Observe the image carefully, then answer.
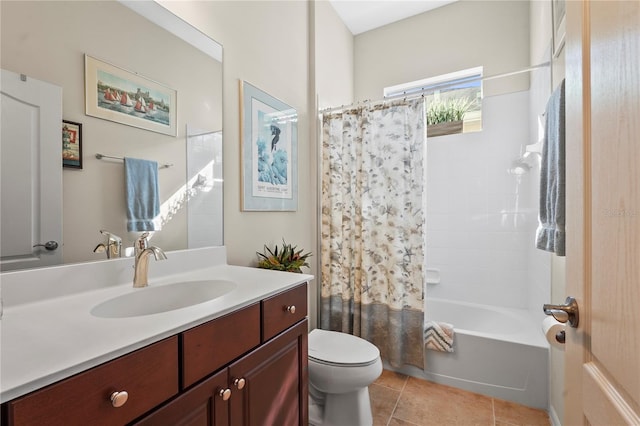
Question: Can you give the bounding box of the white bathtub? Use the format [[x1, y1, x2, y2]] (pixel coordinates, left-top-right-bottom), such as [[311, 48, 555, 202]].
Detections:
[[394, 298, 549, 409]]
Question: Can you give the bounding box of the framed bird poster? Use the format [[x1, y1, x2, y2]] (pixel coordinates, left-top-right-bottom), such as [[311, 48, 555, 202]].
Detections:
[[240, 80, 298, 211]]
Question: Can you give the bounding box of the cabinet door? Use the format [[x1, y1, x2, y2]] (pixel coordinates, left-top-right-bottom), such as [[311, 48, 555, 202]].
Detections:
[[134, 369, 230, 426], [229, 320, 308, 426]]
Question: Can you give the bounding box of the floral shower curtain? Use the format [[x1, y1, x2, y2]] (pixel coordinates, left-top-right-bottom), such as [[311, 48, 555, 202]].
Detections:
[[320, 98, 426, 369]]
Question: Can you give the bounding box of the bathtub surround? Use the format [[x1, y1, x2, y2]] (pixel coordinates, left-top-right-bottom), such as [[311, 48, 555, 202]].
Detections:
[[426, 91, 537, 309], [536, 79, 566, 256], [320, 98, 426, 369]]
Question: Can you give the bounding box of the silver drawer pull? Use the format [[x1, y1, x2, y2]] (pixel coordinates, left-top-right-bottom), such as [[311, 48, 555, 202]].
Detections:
[[110, 391, 128, 408], [286, 305, 296, 314], [219, 388, 232, 401], [234, 377, 246, 390]]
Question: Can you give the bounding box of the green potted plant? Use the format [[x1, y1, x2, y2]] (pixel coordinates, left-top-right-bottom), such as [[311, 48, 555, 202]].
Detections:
[[256, 240, 312, 273], [426, 97, 472, 137]]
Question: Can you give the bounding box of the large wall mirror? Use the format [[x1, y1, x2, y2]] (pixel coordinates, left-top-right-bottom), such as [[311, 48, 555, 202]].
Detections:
[[0, 0, 223, 271]]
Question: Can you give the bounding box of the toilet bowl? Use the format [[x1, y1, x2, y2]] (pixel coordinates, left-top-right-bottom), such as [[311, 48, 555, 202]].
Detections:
[[308, 329, 383, 426]]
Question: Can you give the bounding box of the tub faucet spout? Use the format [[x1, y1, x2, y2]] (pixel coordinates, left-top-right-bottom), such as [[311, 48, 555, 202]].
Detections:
[[133, 232, 167, 288]]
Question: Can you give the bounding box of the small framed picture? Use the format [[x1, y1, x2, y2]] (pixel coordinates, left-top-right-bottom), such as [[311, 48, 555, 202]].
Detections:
[[62, 120, 82, 169]]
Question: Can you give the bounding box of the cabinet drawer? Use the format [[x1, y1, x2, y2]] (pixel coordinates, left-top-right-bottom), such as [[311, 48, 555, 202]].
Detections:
[[6, 336, 178, 426], [261, 283, 307, 342], [182, 303, 261, 388]]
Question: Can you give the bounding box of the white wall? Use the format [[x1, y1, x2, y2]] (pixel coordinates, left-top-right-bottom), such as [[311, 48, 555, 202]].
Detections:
[[354, 0, 531, 101], [313, 1, 355, 110]]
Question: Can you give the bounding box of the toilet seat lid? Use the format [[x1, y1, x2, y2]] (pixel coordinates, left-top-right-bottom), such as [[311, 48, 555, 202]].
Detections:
[[308, 329, 380, 366]]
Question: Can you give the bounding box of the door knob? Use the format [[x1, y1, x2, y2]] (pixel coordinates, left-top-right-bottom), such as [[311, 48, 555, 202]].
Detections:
[[543, 296, 579, 328], [33, 241, 59, 251]]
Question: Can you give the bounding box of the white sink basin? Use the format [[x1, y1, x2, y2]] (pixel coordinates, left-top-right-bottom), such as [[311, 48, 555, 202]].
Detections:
[[90, 280, 236, 318]]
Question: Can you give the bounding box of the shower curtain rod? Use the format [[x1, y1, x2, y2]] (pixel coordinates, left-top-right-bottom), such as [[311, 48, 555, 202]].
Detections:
[[481, 61, 550, 82], [319, 61, 551, 115]]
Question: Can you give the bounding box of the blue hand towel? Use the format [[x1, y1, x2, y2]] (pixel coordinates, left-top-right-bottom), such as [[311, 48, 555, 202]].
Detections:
[[536, 80, 565, 256], [124, 157, 160, 232]]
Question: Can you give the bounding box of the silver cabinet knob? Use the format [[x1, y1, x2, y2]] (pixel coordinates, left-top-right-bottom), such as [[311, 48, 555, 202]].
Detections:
[[233, 377, 246, 390], [286, 305, 296, 314], [110, 391, 128, 408], [219, 388, 232, 401]]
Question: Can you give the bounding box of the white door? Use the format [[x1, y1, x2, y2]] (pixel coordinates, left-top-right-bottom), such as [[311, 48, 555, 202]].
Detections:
[[1, 69, 63, 271], [564, 1, 640, 424]]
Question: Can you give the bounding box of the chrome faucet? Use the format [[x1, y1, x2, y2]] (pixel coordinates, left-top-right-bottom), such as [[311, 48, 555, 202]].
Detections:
[[93, 230, 122, 259], [133, 232, 167, 288]]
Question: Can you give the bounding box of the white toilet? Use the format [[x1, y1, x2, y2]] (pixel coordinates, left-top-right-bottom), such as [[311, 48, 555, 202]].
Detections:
[[308, 329, 383, 426]]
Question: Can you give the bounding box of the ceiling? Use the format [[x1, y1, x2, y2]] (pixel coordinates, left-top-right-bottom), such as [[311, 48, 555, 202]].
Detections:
[[329, 0, 458, 35]]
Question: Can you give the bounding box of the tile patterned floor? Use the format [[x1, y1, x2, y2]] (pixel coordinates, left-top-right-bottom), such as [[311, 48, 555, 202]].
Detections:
[[370, 370, 551, 426]]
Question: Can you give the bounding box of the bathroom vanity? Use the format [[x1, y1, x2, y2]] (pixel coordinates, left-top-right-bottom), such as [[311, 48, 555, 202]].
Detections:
[[0, 247, 311, 425]]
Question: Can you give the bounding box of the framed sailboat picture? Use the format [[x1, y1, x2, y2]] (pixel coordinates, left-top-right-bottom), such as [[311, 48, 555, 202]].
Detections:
[[84, 55, 177, 136]]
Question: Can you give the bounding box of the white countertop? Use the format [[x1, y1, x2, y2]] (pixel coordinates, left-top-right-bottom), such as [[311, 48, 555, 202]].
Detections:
[[0, 247, 313, 403]]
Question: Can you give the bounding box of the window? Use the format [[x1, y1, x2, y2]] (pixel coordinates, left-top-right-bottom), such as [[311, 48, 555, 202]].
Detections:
[[384, 67, 483, 136]]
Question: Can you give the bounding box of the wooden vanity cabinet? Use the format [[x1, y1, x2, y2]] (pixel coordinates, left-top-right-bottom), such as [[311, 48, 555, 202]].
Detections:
[[2, 283, 308, 426], [137, 283, 309, 426], [136, 319, 308, 426]]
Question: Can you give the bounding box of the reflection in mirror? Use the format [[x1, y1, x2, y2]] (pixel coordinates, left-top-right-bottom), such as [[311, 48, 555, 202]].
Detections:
[[186, 126, 223, 248], [0, 0, 223, 271]]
